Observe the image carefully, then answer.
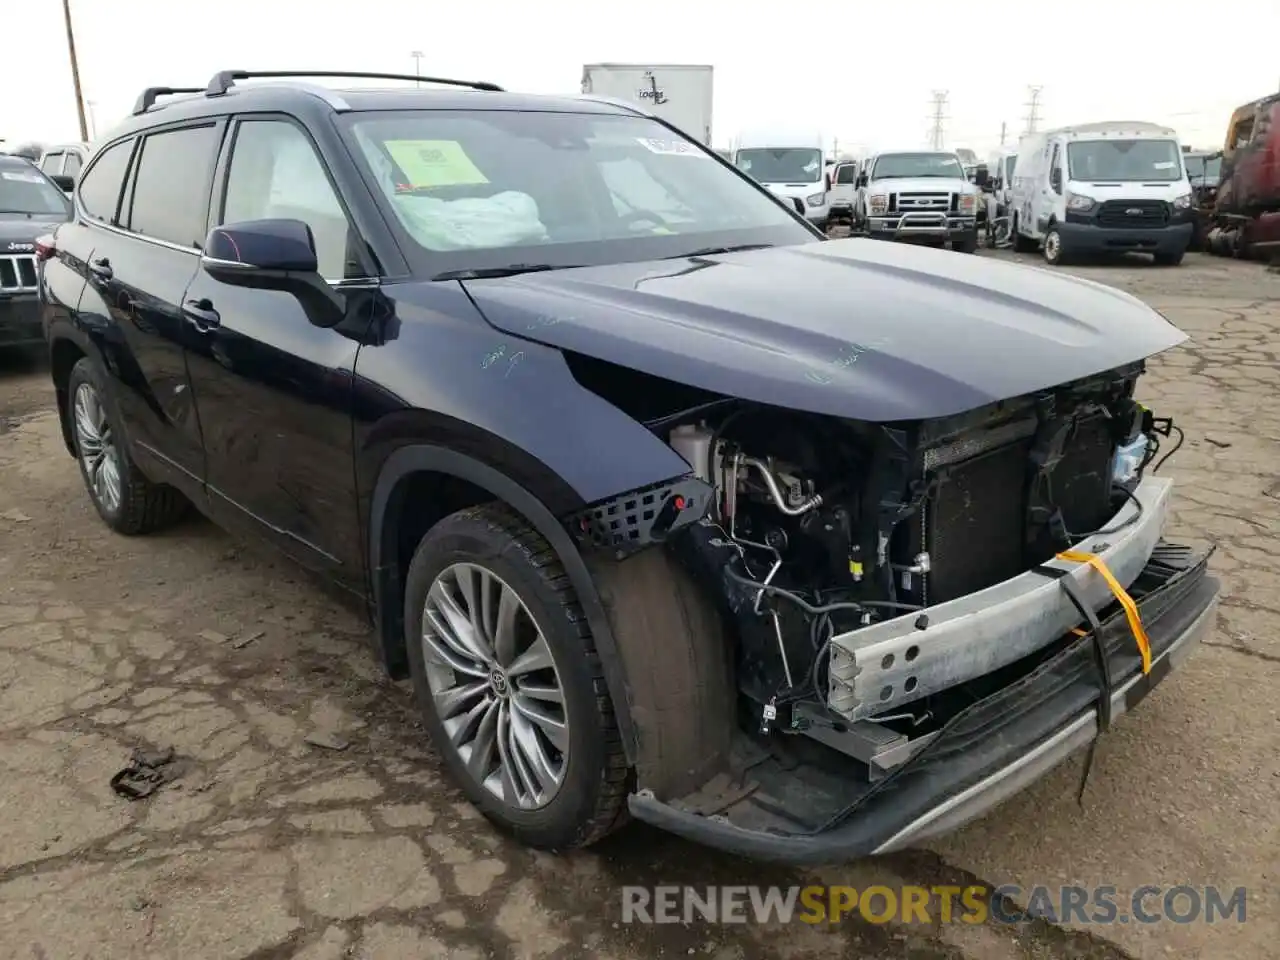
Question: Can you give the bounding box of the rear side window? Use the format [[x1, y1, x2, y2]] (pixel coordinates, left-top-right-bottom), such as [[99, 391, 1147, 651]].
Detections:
[[64, 153, 83, 178], [127, 124, 220, 248], [40, 152, 64, 174], [835, 165, 856, 184], [77, 139, 134, 221]]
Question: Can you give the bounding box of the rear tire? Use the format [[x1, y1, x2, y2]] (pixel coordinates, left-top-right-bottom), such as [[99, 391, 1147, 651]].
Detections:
[[1011, 215, 1037, 253], [404, 503, 629, 850], [67, 357, 187, 535]]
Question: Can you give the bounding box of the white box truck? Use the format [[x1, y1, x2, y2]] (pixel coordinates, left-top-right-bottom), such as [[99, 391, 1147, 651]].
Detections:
[[580, 64, 714, 147]]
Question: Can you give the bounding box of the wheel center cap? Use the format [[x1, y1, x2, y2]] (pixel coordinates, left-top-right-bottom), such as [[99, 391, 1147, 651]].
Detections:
[[489, 668, 509, 697]]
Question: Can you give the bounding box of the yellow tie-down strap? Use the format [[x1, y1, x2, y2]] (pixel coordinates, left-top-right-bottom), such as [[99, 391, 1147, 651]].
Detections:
[[1057, 550, 1152, 675]]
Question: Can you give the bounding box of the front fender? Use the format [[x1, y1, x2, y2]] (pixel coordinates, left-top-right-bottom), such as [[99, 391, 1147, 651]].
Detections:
[[368, 443, 641, 762]]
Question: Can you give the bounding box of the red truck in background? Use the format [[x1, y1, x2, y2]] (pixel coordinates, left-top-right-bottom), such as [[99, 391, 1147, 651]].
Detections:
[[1204, 91, 1280, 259]]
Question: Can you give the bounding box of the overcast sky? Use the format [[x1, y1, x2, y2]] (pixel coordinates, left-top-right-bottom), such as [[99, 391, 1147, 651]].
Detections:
[[5, 0, 1278, 157]]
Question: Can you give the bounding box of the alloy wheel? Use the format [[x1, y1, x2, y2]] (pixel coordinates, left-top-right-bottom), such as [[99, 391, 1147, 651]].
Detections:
[[1044, 230, 1062, 263], [73, 382, 122, 515], [421, 562, 569, 810]]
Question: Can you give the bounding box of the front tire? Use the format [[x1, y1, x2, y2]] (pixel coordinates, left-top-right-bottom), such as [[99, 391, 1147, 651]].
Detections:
[[1042, 225, 1068, 265], [953, 230, 979, 254], [404, 503, 628, 850], [67, 357, 187, 535], [1154, 249, 1185, 266]]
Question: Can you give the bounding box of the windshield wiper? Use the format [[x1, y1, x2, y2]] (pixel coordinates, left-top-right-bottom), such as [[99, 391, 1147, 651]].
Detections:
[[432, 264, 579, 281], [669, 243, 774, 260]]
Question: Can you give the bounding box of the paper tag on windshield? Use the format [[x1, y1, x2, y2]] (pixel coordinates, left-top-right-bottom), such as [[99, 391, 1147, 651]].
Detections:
[[384, 140, 490, 188], [1, 171, 45, 184], [635, 137, 705, 157], [1153, 161, 1176, 169]]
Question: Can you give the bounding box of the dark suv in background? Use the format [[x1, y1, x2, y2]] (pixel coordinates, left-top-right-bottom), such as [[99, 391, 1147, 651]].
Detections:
[[1, 154, 71, 349], [38, 70, 1216, 863]]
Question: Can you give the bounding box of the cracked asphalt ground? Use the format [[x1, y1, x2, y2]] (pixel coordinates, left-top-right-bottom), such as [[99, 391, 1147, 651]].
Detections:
[[0, 252, 1276, 960]]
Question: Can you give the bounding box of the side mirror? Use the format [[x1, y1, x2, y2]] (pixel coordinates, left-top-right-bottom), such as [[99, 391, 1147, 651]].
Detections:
[[824, 173, 832, 191], [856, 173, 868, 187], [1050, 167, 1063, 192], [50, 174, 75, 193], [791, 197, 805, 216], [201, 218, 344, 327], [203, 218, 318, 276]]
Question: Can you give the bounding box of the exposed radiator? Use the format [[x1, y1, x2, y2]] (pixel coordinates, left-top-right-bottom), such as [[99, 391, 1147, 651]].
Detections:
[[898, 413, 1117, 605]]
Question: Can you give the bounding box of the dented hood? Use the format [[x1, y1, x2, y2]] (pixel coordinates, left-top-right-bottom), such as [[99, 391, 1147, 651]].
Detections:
[[461, 238, 1186, 422]]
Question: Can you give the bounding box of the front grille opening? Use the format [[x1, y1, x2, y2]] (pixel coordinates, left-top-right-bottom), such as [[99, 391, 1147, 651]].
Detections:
[[0, 255, 38, 291], [1097, 199, 1169, 228]]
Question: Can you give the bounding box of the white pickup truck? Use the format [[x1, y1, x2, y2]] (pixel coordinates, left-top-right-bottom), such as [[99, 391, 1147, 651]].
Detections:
[[851, 150, 981, 252]]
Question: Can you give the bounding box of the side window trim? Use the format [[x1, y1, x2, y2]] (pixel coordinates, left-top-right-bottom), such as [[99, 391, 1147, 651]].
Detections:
[[213, 112, 376, 282], [74, 135, 140, 225], [117, 118, 228, 254]]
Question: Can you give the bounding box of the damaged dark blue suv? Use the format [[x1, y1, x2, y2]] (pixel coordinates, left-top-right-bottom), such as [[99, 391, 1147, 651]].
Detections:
[[39, 70, 1219, 863]]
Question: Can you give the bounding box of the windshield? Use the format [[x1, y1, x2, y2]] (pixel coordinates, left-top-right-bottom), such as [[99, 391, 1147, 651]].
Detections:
[[871, 153, 965, 180], [1184, 154, 1222, 181], [1066, 139, 1183, 182], [344, 111, 815, 275], [0, 166, 70, 215], [733, 147, 823, 183]]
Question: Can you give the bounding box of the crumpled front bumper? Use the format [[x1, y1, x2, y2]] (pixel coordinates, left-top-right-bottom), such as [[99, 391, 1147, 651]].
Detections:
[[828, 475, 1173, 722], [628, 542, 1218, 864]]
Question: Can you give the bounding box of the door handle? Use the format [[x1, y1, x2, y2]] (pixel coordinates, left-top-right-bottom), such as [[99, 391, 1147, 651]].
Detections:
[[182, 298, 221, 332], [89, 257, 112, 281]]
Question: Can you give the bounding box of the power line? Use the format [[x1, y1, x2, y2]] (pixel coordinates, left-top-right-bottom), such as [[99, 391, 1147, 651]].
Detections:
[[927, 91, 949, 149], [1022, 86, 1044, 136]]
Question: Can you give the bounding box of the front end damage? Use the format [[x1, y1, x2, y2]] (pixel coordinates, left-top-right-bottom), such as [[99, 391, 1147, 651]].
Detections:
[[567, 359, 1218, 862]]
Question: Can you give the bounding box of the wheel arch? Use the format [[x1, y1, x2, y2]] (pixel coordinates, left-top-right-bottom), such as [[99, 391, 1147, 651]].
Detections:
[[369, 443, 640, 763], [48, 324, 94, 458]]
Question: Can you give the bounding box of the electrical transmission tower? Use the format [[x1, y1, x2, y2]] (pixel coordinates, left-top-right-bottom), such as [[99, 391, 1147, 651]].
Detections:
[[927, 91, 949, 149], [1023, 86, 1044, 135]]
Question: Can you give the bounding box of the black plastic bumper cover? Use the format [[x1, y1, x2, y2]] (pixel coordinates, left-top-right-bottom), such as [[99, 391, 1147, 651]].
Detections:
[[629, 549, 1218, 864]]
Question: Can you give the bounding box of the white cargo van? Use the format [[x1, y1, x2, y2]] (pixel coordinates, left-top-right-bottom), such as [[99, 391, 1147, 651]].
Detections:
[[733, 130, 830, 229], [1009, 122, 1194, 266], [985, 147, 1018, 215]]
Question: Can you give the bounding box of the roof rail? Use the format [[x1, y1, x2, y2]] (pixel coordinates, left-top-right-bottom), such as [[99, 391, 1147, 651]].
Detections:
[[132, 86, 205, 115], [204, 70, 503, 98]]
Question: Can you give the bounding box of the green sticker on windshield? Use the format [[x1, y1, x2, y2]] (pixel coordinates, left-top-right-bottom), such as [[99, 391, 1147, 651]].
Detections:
[[384, 140, 489, 188]]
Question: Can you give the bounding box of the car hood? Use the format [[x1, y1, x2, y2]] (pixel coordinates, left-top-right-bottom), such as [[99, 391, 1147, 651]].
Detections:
[[869, 176, 974, 195], [0, 213, 67, 249], [762, 182, 824, 198], [461, 238, 1186, 422]]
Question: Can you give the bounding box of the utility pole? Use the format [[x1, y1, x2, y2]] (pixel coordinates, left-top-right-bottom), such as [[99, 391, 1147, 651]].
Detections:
[[86, 100, 98, 139], [999, 120, 1007, 145], [1022, 86, 1044, 136], [61, 0, 88, 142], [410, 50, 423, 86], [927, 91, 949, 149]]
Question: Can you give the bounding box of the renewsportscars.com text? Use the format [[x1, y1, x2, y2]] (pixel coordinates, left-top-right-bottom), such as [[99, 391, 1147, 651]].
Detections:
[[621, 884, 1248, 926]]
